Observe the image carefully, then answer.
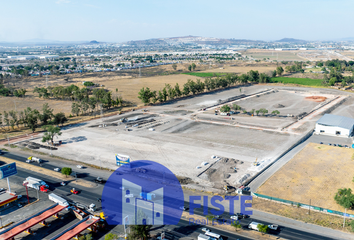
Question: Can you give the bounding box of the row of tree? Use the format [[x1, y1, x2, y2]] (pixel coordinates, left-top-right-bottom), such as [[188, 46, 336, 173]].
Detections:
[[138, 70, 277, 105], [0, 103, 67, 132], [0, 84, 26, 97], [33, 84, 123, 111], [220, 104, 280, 116]]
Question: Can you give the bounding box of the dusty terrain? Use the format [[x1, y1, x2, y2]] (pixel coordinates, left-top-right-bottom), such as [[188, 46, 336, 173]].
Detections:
[[16, 85, 340, 192], [257, 142, 354, 215], [242, 49, 303, 61]]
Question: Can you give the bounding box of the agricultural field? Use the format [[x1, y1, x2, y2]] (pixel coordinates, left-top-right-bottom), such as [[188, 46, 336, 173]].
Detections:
[[243, 49, 304, 61], [182, 72, 225, 77], [257, 143, 354, 215], [270, 77, 324, 86]]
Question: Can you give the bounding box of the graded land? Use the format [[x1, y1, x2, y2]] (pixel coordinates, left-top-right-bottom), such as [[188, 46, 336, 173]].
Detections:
[[257, 142, 354, 215]]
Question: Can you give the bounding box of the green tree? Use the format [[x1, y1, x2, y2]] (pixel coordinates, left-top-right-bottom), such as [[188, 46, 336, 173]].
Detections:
[[329, 77, 336, 86], [272, 70, 277, 78], [42, 125, 62, 145], [104, 233, 118, 240], [9, 110, 18, 129], [174, 83, 182, 97], [255, 110, 260, 116], [3, 111, 10, 130], [350, 220, 354, 232], [40, 103, 54, 125], [172, 63, 177, 71], [220, 105, 231, 113], [138, 87, 152, 104], [271, 110, 280, 115], [276, 66, 284, 76], [334, 188, 354, 209], [53, 112, 68, 126], [259, 108, 268, 116], [188, 65, 192, 71], [27, 109, 39, 132], [61, 167, 72, 178], [257, 224, 269, 234], [71, 103, 81, 116], [191, 63, 196, 71], [128, 225, 151, 240], [232, 104, 241, 112], [206, 215, 214, 221], [231, 221, 242, 232]]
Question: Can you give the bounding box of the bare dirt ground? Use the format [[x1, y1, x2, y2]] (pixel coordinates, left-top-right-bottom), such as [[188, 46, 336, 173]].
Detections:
[[252, 197, 354, 233], [257, 142, 354, 215], [20, 85, 335, 193]]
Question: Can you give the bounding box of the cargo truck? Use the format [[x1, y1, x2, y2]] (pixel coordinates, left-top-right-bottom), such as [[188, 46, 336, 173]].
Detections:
[[24, 180, 48, 192], [48, 193, 69, 206], [26, 177, 49, 188], [27, 156, 43, 163]]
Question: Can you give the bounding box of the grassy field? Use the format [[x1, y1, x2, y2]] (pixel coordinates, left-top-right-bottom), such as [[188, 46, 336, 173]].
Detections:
[[257, 143, 354, 215], [182, 72, 225, 77], [270, 77, 324, 86]]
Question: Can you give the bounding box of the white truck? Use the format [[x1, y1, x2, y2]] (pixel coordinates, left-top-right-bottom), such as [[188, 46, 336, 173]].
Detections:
[[48, 193, 69, 206], [26, 177, 49, 188], [27, 156, 43, 163], [248, 221, 261, 231], [24, 179, 49, 192], [198, 234, 210, 240]]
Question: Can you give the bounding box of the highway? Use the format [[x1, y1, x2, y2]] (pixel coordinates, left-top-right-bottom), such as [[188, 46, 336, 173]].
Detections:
[[0, 151, 341, 240]]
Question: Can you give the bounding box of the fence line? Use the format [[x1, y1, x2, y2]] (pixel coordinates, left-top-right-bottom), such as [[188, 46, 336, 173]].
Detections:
[[252, 192, 354, 219]]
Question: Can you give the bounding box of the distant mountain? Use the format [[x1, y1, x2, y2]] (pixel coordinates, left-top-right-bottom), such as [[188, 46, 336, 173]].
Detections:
[[276, 38, 307, 43], [89, 40, 99, 44], [126, 36, 265, 46]]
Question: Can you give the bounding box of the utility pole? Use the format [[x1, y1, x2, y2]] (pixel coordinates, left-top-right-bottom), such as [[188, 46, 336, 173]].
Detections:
[[343, 208, 347, 228]]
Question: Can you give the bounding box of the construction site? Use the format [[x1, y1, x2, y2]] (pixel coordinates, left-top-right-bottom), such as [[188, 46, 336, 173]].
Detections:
[[16, 85, 351, 193]]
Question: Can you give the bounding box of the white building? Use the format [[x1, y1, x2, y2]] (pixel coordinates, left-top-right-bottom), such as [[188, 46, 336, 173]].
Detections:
[[315, 114, 354, 137]]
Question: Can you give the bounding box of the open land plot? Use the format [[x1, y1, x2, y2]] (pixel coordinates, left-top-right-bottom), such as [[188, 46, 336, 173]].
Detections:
[[199, 65, 277, 74], [243, 50, 303, 61], [257, 142, 354, 215], [24, 85, 336, 191], [29, 113, 301, 191]]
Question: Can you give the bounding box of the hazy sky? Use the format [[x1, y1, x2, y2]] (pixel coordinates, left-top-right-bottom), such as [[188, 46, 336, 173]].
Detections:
[[0, 0, 353, 42]]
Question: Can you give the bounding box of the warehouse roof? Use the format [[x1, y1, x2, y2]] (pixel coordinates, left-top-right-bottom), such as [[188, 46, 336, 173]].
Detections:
[[317, 114, 354, 130]]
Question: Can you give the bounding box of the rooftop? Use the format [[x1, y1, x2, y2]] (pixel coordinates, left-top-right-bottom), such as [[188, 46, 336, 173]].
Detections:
[[317, 114, 354, 130]]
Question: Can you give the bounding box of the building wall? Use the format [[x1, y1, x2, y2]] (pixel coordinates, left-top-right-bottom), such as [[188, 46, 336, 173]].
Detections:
[[315, 124, 353, 137]]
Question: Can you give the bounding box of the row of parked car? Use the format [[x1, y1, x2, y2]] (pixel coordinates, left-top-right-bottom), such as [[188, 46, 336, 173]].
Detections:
[[319, 142, 350, 148]]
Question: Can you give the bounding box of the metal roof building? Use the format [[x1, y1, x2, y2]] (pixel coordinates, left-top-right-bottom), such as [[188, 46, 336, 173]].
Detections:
[[315, 114, 354, 137]]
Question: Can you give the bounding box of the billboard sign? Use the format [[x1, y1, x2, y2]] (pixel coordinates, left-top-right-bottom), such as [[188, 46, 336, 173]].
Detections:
[[116, 154, 130, 167], [0, 163, 17, 180]]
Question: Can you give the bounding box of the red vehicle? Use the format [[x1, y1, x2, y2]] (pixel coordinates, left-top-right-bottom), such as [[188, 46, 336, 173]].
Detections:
[[40, 185, 48, 193], [71, 188, 79, 194]]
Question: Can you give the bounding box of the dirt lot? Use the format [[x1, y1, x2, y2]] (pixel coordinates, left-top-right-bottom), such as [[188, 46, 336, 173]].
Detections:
[[257, 142, 354, 215]]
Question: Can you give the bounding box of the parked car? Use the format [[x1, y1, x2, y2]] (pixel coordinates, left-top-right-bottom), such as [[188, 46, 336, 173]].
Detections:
[[338, 144, 342, 147], [328, 143, 332, 146], [18, 204, 23, 208], [54, 168, 61, 172], [0, 188, 5, 192], [76, 165, 83, 169], [333, 144, 337, 146], [320, 142, 323, 144]]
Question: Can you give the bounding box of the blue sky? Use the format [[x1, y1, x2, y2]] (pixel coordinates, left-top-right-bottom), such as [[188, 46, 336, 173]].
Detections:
[[0, 0, 353, 42]]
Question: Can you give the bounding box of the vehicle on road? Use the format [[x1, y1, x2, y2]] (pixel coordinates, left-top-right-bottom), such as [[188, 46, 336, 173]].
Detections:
[[201, 227, 210, 232], [179, 206, 186, 210], [95, 177, 105, 184], [18, 204, 22, 208], [268, 224, 279, 230], [248, 221, 261, 231], [230, 215, 239, 220], [328, 143, 332, 146], [27, 156, 43, 163], [320, 142, 323, 144], [24, 177, 49, 192], [333, 144, 337, 146], [76, 165, 83, 169], [0, 188, 5, 192], [71, 188, 79, 194], [54, 168, 61, 172], [205, 231, 223, 240], [125, 194, 134, 198], [49, 193, 69, 206], [26, 159, 33, 163], [60, 182, 66, 186]]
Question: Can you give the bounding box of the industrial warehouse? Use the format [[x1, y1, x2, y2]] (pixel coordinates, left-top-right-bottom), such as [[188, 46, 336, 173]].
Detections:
[[315, 114, 354, 137]]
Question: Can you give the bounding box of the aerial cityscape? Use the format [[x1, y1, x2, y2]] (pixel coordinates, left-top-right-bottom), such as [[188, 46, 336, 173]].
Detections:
[[1, 1, 354, 240]]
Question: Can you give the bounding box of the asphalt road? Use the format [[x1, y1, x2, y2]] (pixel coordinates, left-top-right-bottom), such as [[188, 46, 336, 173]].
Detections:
[[0, 151, 339, 240]]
